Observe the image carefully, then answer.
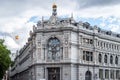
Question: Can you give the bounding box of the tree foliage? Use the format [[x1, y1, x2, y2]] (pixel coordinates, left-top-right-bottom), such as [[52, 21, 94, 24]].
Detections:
[[0, 39, 11, 79]]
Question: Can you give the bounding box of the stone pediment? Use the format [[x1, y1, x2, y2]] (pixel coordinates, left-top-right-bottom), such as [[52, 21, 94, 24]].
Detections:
[[36, 16, 77, 29]]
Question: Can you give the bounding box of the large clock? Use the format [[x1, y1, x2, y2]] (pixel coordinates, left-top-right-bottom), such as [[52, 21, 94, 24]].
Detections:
[[47, 37, 60, 60]]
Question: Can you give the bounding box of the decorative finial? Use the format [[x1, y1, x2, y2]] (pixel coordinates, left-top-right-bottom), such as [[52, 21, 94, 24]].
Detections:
[[52, 3, 57, 16], [52, 3, 57, 8]]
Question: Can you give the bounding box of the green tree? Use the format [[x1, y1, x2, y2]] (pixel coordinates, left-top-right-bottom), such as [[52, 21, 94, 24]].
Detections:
[[0, 39, 11, 79]]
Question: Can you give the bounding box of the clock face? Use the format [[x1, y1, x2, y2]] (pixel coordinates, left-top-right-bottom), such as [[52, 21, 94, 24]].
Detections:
[[47, 37, 60, 60]]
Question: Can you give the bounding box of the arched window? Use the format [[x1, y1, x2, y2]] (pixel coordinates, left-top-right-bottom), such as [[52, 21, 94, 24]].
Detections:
[[115, 56, 118, 65], [104, 54, 107, 63], [47, 37, 60, 60], [99, 54, 102, 63], [85, 71, 92, 80], [110, 55, 113, 64]]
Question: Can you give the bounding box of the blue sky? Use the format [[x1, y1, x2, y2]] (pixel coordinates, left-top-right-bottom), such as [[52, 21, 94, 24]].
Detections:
[[0, 0, 120, 59]]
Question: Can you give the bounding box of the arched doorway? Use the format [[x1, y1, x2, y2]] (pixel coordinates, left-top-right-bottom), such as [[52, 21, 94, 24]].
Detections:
[[85, 71, 92, 80]]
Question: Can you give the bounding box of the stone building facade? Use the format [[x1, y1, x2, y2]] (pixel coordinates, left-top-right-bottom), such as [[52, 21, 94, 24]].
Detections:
[[10, 4, 120, 80]]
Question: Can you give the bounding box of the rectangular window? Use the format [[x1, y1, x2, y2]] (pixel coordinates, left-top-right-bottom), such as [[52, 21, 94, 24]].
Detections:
[[90, 52, 93, 61], [83, 51, 93, 61], [105, 69, 109, 79], [86, 51, 89, 61], [83, 51, 85, 60], [83, 38, 93, 44], [116, 70, 119, 79], [99, 69, 103, 79], [110, 70, 114, 79]]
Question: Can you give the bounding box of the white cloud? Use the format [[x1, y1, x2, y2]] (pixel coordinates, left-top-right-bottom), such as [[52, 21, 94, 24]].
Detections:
[[74, 5, 120, 18], [108, 24, 120, 32]]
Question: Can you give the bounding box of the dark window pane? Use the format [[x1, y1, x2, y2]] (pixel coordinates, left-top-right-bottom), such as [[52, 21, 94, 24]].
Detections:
[[99, 54, 102, 63], [115, 56, 118, 65], [110, 55, 113, 64], [104, 55, 107, 63]]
